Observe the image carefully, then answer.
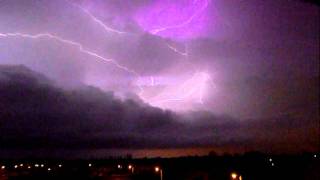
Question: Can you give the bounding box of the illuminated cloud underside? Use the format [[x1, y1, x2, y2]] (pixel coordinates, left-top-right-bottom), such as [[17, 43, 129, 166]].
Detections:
[[0, 0, 318, 156], [0, 0, 213, 111]]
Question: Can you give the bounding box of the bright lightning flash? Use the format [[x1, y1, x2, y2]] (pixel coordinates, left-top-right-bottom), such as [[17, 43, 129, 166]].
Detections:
[[0, 32, 139, 76], [1, 0, 212, 110], [142, 72, 212, 110], [67, 1, 126, 35], [69, 0, 188, 58], [165, 42, 188, 57], [150, 0, 210, 35]]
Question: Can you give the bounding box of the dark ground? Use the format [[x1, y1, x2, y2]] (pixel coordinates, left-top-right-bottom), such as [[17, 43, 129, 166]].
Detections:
[[0, 152, 319, 180]]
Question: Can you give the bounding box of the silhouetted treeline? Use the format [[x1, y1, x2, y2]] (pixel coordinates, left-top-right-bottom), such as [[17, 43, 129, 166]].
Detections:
[[0, 152, 319, 180]]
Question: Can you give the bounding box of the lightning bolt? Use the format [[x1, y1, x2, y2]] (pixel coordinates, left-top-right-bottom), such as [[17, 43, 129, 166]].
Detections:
[[150, 0, 210, 35], [150, 76, 155, 86], [0, 32, 139, 76], [0, 1, 211, 107], [65, 0, 194, 99], [150, 72, 211, 105], [0, 0, 189, 97], [198, 72, 210, 104], [176, 72, 211, 104], [67, 0, 188, 58], [66, 0, 127, 35], [0, 32, 146, 95], [165, 42, 188, 57]]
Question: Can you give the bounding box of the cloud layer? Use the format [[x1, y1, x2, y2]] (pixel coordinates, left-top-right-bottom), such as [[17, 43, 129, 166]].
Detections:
[[0, 0, 319, 157], [0, 65, 318, 157]]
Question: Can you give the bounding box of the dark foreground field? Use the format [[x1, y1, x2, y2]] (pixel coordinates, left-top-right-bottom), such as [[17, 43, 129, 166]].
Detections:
[[0, 152, 319, 180]]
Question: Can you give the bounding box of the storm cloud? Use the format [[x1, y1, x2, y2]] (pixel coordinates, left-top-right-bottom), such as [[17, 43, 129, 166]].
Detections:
[[0, 0, 319, 157], [0, 65, 318, 157]]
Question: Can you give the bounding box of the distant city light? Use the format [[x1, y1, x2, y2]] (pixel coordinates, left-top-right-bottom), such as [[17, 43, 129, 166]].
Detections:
[[88, 163, 92, 167], [231, 172, 238, 179], [40, 164, 44, 167], [48, 168, 51, 171], [14, 165, 18, 169], [58, 164, 62, 168], [271, 163, 274, 166], [35, 164, 39, 167], [154, 166, 163, 180], [19, 164, 23, 167], [128, 165, 132, 169], [27, 166, 31, 169], [314, 154, 317, 158], [269, 158, 272, 162], [117, 164, 122, 169], [1, 166, 5, 169]]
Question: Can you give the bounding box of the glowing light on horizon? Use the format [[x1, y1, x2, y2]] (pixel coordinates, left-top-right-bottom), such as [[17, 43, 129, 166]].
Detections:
[[231, 172, 238, 179], [154, 166, 160, 172]]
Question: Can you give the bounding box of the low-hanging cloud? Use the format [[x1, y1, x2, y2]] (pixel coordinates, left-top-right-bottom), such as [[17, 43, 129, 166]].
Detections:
[[0, 65, 318, 157]]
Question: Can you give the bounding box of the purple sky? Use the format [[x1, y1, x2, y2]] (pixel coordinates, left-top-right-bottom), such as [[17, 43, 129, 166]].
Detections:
[[0, 0, 319, 158]]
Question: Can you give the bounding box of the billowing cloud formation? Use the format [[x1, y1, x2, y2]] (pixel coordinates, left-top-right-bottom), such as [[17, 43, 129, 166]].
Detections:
[[0, 0, 318, 114], [1, 0, 319, 113], [0, 0, 319, 157], [0, 65, 318, 157]]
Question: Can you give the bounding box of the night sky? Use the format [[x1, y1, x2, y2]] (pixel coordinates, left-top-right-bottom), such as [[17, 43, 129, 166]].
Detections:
[[0, 0, 319, 158]]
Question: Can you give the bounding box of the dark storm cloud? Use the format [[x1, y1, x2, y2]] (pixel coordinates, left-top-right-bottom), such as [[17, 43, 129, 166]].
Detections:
[[0, 0, 319, 158], [0, 65, 318, 155]]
